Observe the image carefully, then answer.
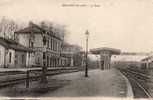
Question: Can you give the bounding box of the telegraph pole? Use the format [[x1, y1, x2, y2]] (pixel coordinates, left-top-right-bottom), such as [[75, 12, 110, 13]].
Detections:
[[40, 35, 48, 83], [85, 30, 89, 77]]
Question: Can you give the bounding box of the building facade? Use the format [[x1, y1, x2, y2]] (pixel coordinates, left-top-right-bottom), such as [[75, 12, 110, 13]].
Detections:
[[61, 43, 83, 67], [15, 22, 64, 67], [0, 37, 31, 68]]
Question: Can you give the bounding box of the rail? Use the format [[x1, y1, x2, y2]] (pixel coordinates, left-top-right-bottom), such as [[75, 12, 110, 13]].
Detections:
[[119, 68, 153, 98]]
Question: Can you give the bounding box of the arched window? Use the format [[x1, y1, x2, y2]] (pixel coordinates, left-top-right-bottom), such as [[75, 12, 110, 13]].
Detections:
[[9, 52, 12, 63]]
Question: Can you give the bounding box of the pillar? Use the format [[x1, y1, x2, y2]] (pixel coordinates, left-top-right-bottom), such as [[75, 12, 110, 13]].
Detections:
[[100, 55, 104, 70], [70, 57, 74, 67], [100, 52, 112, 70], [26, 52, 30, 67], [146, 62, 149, 69]]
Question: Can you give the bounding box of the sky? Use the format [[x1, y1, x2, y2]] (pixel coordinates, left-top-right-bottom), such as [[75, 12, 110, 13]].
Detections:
[[111, 55, 147, 62], [0, 0, 153, 52]]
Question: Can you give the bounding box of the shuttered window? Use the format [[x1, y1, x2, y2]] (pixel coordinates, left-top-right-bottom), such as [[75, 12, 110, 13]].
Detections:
[[9, 52, 12, 63]]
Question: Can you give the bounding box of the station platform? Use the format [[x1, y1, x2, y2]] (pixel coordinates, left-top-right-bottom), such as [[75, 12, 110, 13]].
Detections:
[[0, 68, 133, 99], [0, 67, 77, 72], [44, 68, 134, 98]]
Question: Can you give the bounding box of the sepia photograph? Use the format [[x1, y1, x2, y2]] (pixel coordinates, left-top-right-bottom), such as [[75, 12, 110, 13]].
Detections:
[[0, 0, 152, 99]]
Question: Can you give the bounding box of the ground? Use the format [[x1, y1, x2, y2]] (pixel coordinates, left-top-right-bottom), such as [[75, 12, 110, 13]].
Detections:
[[0, 68, 128, 98]]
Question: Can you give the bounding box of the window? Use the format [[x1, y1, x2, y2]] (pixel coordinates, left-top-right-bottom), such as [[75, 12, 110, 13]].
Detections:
[[9, 52, 12, 63], [22, 55, 25, 64], [51, 39, 52, 50], [31, 42, 34, 48], [50, 58, 52, 67], [15, 55, 18, 58], [43, 36, 47, 46], [54, 40, 56, 51], [15, 55, 18, 64], [36, 57, 41, 64], [58, 42, 61, 52], [52, 39, 54, 50], [55, 41, 57, 51], [47, 40, 49, 48], [49, 39, 51, 49], [54, 41, 56, 51], [47, 56, 49, 66], [52, 40, 54, 51], [57, 42, 59, 51], [15, 60, 17, 65], [38, 57, 40, 64], [0, 51, 2, 64], [43, 52, 46, 59]]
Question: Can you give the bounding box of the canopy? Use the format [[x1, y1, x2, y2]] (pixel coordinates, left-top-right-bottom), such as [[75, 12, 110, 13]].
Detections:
[[90, 47, 121, 55]]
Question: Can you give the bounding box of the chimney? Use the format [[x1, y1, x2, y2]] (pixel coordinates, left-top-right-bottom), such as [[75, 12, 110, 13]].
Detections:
[[29, 21, 34, 28]]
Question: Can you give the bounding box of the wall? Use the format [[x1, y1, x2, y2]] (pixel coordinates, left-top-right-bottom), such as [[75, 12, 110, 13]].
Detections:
[[29, 52, 36, 67], [15, 51, 27, 67], [60, 57, 70, 67], [34, 34, 43, 47], [17, 33, 38, 67], [18, 34, 30, 47], [17, 32, 63, 68], [0, 45, 5, 67], [100, 51, 111, 70], [34, 51, 43, 66], [5, 49, 15, 67]]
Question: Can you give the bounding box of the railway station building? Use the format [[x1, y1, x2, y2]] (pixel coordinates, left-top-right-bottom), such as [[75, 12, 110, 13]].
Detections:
[[90, 47, 121, 70], [14, 22, 66, 67]]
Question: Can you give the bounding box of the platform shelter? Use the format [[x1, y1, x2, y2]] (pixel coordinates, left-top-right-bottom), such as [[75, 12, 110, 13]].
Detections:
[[90, 47, 121, 70]]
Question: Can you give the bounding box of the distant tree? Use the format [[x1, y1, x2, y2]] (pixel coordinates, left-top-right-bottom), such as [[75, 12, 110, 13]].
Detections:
[[73, 52, 82, 66], [62, 42, 82, 53], [0, 17, 19, 39], [39, 21, 67, 41], [61, 42, 83, 66], [52, 23, 67, 41], [40, 21, 52, 31]]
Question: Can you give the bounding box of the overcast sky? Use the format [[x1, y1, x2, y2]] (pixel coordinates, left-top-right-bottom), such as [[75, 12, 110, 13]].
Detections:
[[0, 0, 153, 52]]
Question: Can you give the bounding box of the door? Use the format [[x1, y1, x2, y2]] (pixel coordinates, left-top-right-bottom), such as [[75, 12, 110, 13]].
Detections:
[[101, 60, 104, 70]]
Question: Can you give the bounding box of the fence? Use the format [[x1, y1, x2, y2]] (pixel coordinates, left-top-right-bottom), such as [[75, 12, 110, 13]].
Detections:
[[0, 67, 78, 88]]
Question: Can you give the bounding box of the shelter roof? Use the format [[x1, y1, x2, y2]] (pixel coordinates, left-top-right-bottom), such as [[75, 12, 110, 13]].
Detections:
[[15, 22, 62, 40], [90, 47, 121, 55], [0, 37, 33, 52]]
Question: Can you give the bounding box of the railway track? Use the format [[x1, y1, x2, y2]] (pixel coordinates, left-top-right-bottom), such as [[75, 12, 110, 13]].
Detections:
[[119, 68, 153, 98]]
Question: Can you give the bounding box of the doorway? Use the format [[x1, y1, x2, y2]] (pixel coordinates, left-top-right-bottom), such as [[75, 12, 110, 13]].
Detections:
[[101, 60, 104, 70]]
